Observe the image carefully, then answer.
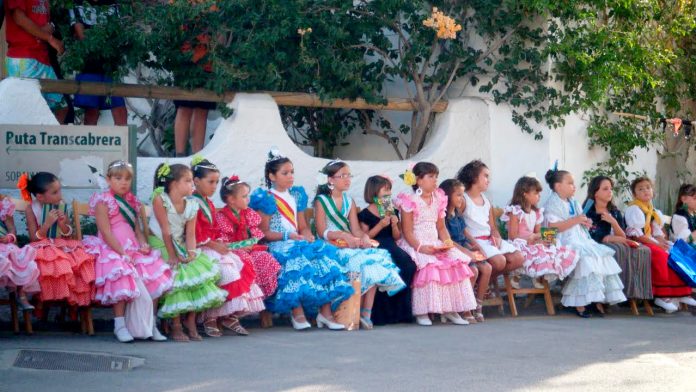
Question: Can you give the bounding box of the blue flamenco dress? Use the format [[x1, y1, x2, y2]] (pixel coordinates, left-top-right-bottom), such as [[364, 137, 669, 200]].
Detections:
[[249, 186, 353, 314], [315, 193, 405, 296]]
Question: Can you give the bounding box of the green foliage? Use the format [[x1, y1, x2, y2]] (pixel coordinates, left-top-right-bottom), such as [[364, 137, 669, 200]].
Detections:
[[53, 0, 696, 165]]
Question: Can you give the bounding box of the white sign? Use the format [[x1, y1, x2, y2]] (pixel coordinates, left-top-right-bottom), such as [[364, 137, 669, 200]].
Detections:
[[1, 124, 135, 188]]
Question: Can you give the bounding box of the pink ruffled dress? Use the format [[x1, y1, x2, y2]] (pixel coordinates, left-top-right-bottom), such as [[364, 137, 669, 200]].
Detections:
[[84, 191, 173, 305], [0, 198, 40, 293], [394, 189, 477, 315], [501, 205, 578, 281]]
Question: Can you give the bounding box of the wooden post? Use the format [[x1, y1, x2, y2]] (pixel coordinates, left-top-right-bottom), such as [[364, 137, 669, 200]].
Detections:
[[37, 79, 449, 112]]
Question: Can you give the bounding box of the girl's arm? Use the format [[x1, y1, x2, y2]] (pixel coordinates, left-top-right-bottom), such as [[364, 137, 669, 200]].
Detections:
[[134, 218, 149, 250], [152, 196, 180, 264], [390, 215, 401, 240], [348, 203, 372, 247], [489, 209, 502, 245], [548, 215, 586, 232], [95, 203, 126, 256], [185, 218, 198, 261], [258, 213, 284, 242], [313, 200, 355, 244], [436, 216, 452, 243], [507, 214, 520, 240], [26, 204, 58, 241], [297, 210, 314, 242], [462, 228, 482, 252], [401, 210, 434, 255], [453, 241, 476, 259]]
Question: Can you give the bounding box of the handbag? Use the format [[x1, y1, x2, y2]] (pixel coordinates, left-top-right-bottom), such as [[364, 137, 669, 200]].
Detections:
[[668, 239, 696, 287]]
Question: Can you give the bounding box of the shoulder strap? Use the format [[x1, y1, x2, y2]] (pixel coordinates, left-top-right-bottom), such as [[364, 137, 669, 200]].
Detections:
[[273, 192, 297, 230], [317, 194, 351, 233], [113, 193, 137, 230], [192, 193, 213, 224]]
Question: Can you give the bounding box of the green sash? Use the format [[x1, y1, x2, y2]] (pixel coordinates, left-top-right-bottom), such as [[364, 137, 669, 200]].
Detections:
[[228, 237, 259, 250], [172, 236, 189, 259], [193, 194, 213, 224], [41, 203, 68, 238], [0, 220, 8, 237], [114, 194, 137, 230], [317, 194, 351, 233]]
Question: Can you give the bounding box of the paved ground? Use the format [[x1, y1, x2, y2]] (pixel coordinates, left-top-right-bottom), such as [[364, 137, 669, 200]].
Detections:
[[1, 306, 695, 392]]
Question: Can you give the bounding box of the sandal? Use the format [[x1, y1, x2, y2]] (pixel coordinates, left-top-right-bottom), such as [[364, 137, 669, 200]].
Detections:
[[221, 316, 249, 336], [474, 299, 485, 323], [203, 318, 222, 338], [461, 311, 477, 324], [359, 308, 373, 330], [170, 323, 189, 342], [184, 320, 203, 341]]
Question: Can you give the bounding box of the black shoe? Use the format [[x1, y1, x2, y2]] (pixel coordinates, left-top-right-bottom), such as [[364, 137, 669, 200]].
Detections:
[[575, 309, 592, 318]]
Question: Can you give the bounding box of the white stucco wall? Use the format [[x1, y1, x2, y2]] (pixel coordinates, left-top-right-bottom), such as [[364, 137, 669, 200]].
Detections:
[[0, 77, 658, 212]]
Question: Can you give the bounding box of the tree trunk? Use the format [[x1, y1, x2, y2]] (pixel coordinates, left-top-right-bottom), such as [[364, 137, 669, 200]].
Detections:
[[406, 106, 433, 158], [654, 132, 689, 214]]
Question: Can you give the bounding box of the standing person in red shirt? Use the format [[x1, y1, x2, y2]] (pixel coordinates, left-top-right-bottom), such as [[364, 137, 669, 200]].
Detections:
[[4, 0, 68, 123]]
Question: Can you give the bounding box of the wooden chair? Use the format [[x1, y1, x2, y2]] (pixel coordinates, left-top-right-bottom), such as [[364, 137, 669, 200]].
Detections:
[[490, 207, 556, 317], [72, 200, 97, 335]]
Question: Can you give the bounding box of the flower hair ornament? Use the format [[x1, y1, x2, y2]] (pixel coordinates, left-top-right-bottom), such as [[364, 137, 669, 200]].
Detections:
[[191, 155, 217, 171], [267, 147, 285, 163], [16, 173, 32, 202], [156, 162, 172, 180], [224, 175, 241, 189], [317, 158, 343, 190]]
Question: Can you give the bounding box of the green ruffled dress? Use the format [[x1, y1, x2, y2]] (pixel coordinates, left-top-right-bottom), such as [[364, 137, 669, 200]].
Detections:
[[148, 190, 227, 318]]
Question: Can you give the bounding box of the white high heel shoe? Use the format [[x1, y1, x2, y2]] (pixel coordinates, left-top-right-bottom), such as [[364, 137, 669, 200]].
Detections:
[[655, 298, 678, 313], [290, 315, 311, 330], [678, 296, 696, 307], [443, 312, 469, 325], [316, 313, 345, 330], [416, 315, 432, 326], [151, 325, 168, 342]]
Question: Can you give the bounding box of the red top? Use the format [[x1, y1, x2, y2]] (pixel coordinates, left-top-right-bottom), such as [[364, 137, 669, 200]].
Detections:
[[193, 194, 220, 245], [5, 0, 51, 65], [216, 207, 264, 243]]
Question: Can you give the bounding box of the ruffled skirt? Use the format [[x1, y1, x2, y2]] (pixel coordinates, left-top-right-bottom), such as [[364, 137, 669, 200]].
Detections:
[[83, 236, 139, 305], [510, 239, 579, 281], [561, 241, 627, 307], [266, 239, 354, 314], [397, 239, 476, 315], [242, 249, 280, 298], [0, 243, 40, 293], [335, 247, 406, 295], [30, 238, 95, 306], [198, 248, 265, 320], [149, 236, 228, 318]]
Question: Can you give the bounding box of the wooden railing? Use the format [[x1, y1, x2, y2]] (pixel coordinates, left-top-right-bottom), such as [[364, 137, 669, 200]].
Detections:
[[37, 79, 449, 112]]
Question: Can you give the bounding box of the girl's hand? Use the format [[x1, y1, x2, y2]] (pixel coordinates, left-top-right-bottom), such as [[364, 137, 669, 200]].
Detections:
[[528, 233, 541, 244], [379, 217, 391, 228], [46, 210, 60, 226], [390, 215, 399, 225], [657, 238, 671, 251], [289, 232, 305, 241], [139, 244, 151, 254], [0, 235, 9, 244], [599, 211, 617, 225], [359, 235, 372, 248], [418, 245, 436, 255], [304, 232, 315, 243], [57, 211, 67, 224], [491, 234, 502, 248], [346, 236, 361, 248]]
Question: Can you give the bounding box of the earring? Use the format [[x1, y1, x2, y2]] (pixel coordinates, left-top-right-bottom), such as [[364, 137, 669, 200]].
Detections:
[[328, 183, 335, 191], [415, 187, 423, 196]]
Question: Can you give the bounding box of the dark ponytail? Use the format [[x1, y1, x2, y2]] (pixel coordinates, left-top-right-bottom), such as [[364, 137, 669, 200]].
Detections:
[[315, 161, 348, 199], [544, 169, 569, 192], [153, 163, 191, 193]]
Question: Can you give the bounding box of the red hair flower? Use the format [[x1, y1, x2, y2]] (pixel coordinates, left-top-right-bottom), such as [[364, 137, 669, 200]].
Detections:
[[16, 173, 32, 202]]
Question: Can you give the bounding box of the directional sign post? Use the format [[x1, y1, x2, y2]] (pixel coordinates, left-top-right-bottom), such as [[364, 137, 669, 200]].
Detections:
[[1, 124, 136, 189]]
